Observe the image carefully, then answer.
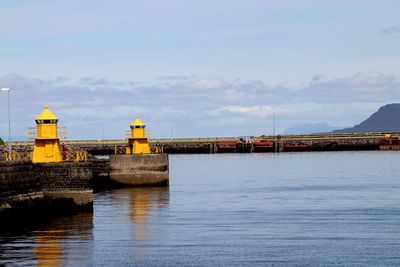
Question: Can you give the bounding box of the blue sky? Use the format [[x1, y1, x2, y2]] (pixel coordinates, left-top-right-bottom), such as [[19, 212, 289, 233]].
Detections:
[[0, 0, 400, 140]]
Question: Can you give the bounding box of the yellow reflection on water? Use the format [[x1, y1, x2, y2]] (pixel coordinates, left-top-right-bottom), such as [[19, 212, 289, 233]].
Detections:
[[113, 187, 169, 258], [131, 192, 151, 240], [31, 212, 93, 267], [34, 229, 64, 267], [129, 188, 169, 239]]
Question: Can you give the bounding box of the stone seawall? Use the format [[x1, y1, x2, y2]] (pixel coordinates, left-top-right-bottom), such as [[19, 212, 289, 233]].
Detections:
[[0, 161, 93, 214], [92, 159, 110, 188], [34, 162, 93, 208], [0, 160, 43, 210]]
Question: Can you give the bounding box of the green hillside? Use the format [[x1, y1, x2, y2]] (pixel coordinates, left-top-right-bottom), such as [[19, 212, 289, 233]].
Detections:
[[0, 137, 4, 145]]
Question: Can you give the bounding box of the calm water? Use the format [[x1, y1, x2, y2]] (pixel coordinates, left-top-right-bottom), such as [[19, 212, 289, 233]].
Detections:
[[1, 151, 400, 266]]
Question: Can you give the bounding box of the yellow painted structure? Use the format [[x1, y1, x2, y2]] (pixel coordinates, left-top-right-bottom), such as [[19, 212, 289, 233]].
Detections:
[[126, 118, 150, 154], [32, 106, 63, 163]]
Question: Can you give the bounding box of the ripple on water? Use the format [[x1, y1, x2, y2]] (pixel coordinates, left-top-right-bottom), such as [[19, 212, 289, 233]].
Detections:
[[1, 151, 400, 266]]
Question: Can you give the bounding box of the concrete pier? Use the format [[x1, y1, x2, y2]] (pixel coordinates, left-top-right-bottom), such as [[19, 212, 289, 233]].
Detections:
[[109, 154, 169, 186]]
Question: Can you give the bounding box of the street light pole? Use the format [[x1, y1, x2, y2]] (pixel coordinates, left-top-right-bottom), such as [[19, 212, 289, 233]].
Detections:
[[272, 112, 276, 136], [1, 88, 11, 160]]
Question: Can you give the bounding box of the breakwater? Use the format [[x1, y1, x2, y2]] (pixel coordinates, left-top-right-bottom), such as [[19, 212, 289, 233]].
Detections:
[[3, 131, 397, 156], [92, 155, 169, 188], [0, 160, 92, 213], [0, 155, 169, 218], [109, 154, 169, 186], [64, 136, 382, 154]]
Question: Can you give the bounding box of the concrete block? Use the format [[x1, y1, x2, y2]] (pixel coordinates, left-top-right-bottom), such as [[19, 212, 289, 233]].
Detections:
[[109, 154, 169, 186]]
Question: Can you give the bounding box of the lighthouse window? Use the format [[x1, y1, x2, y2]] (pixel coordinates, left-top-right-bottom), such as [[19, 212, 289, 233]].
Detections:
[[44, 120, 57, 124], [36, 120, 57, 124]]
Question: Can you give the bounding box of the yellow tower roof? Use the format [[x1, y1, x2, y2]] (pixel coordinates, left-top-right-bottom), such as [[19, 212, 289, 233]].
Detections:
[[130, 117, 145, 127], [35, 106, 58, 120]]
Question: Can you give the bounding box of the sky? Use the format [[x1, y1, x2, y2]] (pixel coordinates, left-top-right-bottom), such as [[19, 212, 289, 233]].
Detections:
[[0, 0, 400, 140]]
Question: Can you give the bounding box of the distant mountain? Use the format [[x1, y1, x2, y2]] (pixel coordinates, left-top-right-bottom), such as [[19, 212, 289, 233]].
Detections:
[[334, 103, 400, 133], [283, 123, 338, 135]]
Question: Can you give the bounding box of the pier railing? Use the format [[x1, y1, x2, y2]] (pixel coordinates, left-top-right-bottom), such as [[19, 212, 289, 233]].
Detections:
[[28, 126, 67, 140], [2, 151, 89, 162]]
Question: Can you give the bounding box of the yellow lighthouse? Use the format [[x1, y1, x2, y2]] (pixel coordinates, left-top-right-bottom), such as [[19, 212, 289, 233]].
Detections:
[[32, 106, 63, 163], [126, 118, 150, 154]]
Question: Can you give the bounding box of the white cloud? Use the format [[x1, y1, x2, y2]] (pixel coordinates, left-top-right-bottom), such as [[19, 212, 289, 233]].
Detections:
[[209, 105, 283, 118], [61, 105, 141, 120], [304, 72, 400, 102], [0, 72, 399, 139], [191, 79, 225, 90], [342, 72, 396, 89]]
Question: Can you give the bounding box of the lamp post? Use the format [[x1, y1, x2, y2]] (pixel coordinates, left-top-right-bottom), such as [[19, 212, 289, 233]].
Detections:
[[272, 112, 275, 136], [1, 88, 11, 160]]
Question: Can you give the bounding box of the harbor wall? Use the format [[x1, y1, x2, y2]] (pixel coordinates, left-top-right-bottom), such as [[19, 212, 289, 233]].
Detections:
[[34, 162, 93, 208], [0, 160, 43, 210], [2, 136, 385, 156], [0, 161, 93, 214], [1, 154, 170, 222], [108, 154, 169, 186]]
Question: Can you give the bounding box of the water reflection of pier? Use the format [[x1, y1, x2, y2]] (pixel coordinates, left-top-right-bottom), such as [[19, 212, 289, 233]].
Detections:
[[34, 212, 93, 266], [111, 187, 170, 258], [0, 212, 93, 266]]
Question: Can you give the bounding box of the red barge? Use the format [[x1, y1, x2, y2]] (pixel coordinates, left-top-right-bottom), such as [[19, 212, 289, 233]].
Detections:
[[252, 140, 275, 152], [379, 134, 400, 150]]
